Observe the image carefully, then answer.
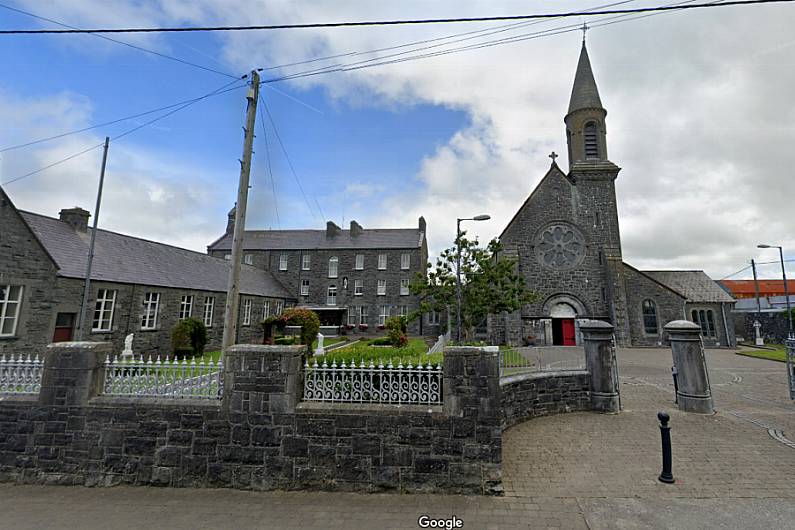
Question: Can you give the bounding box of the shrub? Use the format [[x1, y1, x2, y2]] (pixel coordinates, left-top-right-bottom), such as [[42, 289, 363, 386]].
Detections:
[[369, 337, 393, 346], [279, 308, 320, 352], [385, 316, 409, 348], [171, 318, 208, 358]]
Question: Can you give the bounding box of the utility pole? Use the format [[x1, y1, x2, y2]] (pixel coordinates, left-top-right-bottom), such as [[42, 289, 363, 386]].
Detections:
[[76, 136, 110, 341], [222, 70, 260, 349], [751, 258, 761, 316]]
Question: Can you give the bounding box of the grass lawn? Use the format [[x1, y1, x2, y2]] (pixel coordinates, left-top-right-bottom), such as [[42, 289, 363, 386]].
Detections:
[[312, 338, 442, 366], [737, 346, 787, 362]]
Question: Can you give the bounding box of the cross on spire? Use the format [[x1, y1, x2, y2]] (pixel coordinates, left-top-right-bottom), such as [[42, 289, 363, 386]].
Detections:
[[549, 151, 559, 163], [581, 22, 589, 43]]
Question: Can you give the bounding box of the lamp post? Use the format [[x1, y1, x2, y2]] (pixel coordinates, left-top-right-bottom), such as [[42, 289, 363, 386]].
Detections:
[[758, 243, 794, 400], [456, 214, 491, 343], [757, 244, 792, 332]]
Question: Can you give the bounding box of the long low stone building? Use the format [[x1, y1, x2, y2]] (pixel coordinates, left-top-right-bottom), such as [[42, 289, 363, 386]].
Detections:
[[1, 186, 294, 356]]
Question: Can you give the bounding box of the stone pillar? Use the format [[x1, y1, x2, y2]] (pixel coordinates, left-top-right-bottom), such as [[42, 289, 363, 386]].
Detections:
[[580, 320, 620, 413], [38, 341, 111, 406], [665, 320, 714, 414], [222, 345, 304, 415]]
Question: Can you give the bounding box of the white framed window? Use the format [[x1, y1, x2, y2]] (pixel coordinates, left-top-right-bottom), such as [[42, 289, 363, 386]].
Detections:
[[398, 305, 407, 317], [401, 253, 410, 270], [378, 253, 387, 270], [141, 292, 160, 330], [263, 300, 271, 318], [242, 299, 252, 326], [203, 297, 215, 327], [377, 279, 386, 296], [354, 279, 363, 296], [224, 254, 231, 261], [328, 256, 338, 278], [0, 285, 23, 337], [355, 254, 364, 270], [244, 254, 253, 265], [327, 284, 337, 306], [348, 308, 357, 326], [91, 288, 115, 332], [428, 311, 440, 325], [360, 306, 368, 325], [179, 295, 193, 320], [279, 254, 288, 271], [400, 279, 410, 296], [300, 279, 310, 296], [379, 305, 390, 326], [276, 300, 284, 315], [302, 254, 311, 271]]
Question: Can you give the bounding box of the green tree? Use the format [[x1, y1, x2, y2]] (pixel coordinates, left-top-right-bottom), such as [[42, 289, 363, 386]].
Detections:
[[410, 235, 538, 341]]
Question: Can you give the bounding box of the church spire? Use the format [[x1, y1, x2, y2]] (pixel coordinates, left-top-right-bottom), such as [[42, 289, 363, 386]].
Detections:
[[567, 41, 603, 115]]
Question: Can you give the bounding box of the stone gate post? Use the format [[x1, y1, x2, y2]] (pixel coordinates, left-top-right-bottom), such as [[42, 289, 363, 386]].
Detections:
[[665, 320, 714, 414], [222, 345, 305, 415], [580, 320, 620, 413], [38, 341, 112, 406]]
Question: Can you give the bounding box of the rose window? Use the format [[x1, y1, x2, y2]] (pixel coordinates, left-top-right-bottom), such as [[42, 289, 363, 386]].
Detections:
[[535, 224, 586, 269]]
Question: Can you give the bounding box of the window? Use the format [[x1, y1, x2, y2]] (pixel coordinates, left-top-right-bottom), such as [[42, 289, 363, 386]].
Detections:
[[141, 292, 160, 330], [598, 250, 603, 266], [401, 253, 410, 270], [244, 254, 253, 265], [224, 254, 231, 261], [263, 300, 271, 318], [203, 297, 215, 327], [400, 279, 410, 296], [601, 287, 606, 301], [642, 299, 658, 335], [355, 254, 364, 270], [300, 279, 310, 296], [91, 288, 115, 332], [276, 300, 284, 315], [379, 305, 390, 326], [302, 254, 311, 271], [279, 254, 288, 271], [377, 279, 386, 296], [327, 284, 337, 306], [584, 121, 599, 158], [179, 295, 193, 320], [594, 211, 601, 227], [397, 305, 407, 317], [0, 285, 23, 337], [348, 308, 357, 326], [328, 256, 339, 278], [378, 253, 387, 270], [427, 311, 440, 325], [354, 279, 363, 296], [242, 299, 252, 326], [691, 309, 716, 337], [360, 305, 368, 325]]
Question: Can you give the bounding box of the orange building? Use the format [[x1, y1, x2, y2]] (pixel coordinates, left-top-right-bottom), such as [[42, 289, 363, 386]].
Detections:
[[719, 280, 795, 299]]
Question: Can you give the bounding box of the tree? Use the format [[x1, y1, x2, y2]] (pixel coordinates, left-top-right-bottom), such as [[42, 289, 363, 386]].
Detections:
[[410, 235, 538, 341]]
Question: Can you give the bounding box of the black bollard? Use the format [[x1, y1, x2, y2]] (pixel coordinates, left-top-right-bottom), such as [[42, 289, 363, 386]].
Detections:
[[671, 366, 679, 404], [657, 411, 675, 484]]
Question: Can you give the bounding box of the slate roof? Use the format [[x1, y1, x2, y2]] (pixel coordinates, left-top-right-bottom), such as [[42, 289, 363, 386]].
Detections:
[[568, 42, 604, 114], [207, 228, 424, 252], [643, 270, 735, 303], [19, 211, 291, 298], [719, 279, 795, 298]]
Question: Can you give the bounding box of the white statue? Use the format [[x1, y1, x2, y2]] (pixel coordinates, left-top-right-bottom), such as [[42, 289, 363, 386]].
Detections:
[[122, 333, 134, 357], [753, 320, 764, 346], [314, 332, 325, 357]]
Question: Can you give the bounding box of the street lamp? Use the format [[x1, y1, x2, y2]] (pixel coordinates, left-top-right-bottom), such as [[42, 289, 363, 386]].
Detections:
[[757, 244, 792, 332], [456, 214, 491, 342]]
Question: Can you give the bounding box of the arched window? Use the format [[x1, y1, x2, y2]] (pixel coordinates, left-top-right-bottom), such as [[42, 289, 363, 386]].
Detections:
[[328, 256, 338, 278], [584, 122, 599, 159], [691, 309, 716, 337], [642, 299, 658, 335]]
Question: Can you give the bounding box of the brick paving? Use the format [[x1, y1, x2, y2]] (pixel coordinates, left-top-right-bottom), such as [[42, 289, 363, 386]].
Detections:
[[4, 347, 795, 529]]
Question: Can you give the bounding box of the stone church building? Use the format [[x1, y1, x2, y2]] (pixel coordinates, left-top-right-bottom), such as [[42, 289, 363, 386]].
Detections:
[[489, 42, 735, 348]]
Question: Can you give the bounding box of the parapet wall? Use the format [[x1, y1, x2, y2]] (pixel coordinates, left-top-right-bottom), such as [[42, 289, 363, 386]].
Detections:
[[500, 371, 591, 430]]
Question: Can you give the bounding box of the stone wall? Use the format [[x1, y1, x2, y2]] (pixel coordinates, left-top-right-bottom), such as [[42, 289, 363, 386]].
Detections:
[[733, 311, 790, 344], [500, 371, 591, 429], [624, 266, 686, 347], [0, 344, 501, 495]]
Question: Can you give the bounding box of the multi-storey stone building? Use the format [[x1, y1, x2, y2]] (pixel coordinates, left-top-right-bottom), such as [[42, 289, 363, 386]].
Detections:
[[489, 42, 735, 347], [207, 214, 433, 335], [0, 186, 293, 356]]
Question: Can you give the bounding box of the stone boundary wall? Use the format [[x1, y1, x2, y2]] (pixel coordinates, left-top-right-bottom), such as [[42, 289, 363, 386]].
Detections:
[[0, 343, 501, 495], [500, 371, 591, 430]]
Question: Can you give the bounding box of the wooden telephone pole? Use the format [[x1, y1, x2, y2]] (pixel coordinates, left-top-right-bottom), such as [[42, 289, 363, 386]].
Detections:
[[222, 70, 260, 349]]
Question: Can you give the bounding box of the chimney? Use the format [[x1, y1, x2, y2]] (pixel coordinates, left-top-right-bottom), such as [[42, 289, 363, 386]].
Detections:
[[350, 220, 364, 237], [326, 221, 342, 237], [418, 216, 426, 234], [59, 207, 90, 232], [226, 204, 236, 234]]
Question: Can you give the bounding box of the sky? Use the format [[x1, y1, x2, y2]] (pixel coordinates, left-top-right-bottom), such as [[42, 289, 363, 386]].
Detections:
[[1, 0, 794, 282]]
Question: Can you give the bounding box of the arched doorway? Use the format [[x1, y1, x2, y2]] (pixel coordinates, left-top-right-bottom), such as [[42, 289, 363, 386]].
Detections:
[[549, 302, 577, 346]]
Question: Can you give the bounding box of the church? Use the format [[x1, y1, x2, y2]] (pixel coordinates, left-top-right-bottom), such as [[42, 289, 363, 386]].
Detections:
[[488, 42, 735, 348]]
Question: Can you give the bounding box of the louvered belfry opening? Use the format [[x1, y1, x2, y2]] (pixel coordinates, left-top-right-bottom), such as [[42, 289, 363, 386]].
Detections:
[[584, 122, 599, 159]]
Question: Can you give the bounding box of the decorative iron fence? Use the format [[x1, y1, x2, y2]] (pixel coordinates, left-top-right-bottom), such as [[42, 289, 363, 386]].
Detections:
[[499, 346, 586, 378], [303, 359, 443, 405], [103, 355, 223, 399], [0, 353, 44, 395]]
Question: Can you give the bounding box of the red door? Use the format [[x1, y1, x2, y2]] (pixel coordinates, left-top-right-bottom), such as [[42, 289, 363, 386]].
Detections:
[[561, 319, 576, 346], [52, 313, 75, 342]]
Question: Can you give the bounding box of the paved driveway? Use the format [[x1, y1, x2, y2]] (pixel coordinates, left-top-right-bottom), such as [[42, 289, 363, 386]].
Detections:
[[4, 347, 795, 529]]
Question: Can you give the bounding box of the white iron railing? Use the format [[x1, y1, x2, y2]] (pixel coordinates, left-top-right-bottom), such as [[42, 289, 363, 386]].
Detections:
[[103, 355, 223, 399], [303, 359, 443, 405], [0, 353, 44, 395], [427, 331, 450, 356], [499, 346, 586, 378]]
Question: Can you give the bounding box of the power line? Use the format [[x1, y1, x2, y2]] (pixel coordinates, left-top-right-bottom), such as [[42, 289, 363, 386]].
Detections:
[[0, 0, 788, 34], [1, 78, 245, 186], [0, 2, 238, 78], [257, 101, 281, 229]]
